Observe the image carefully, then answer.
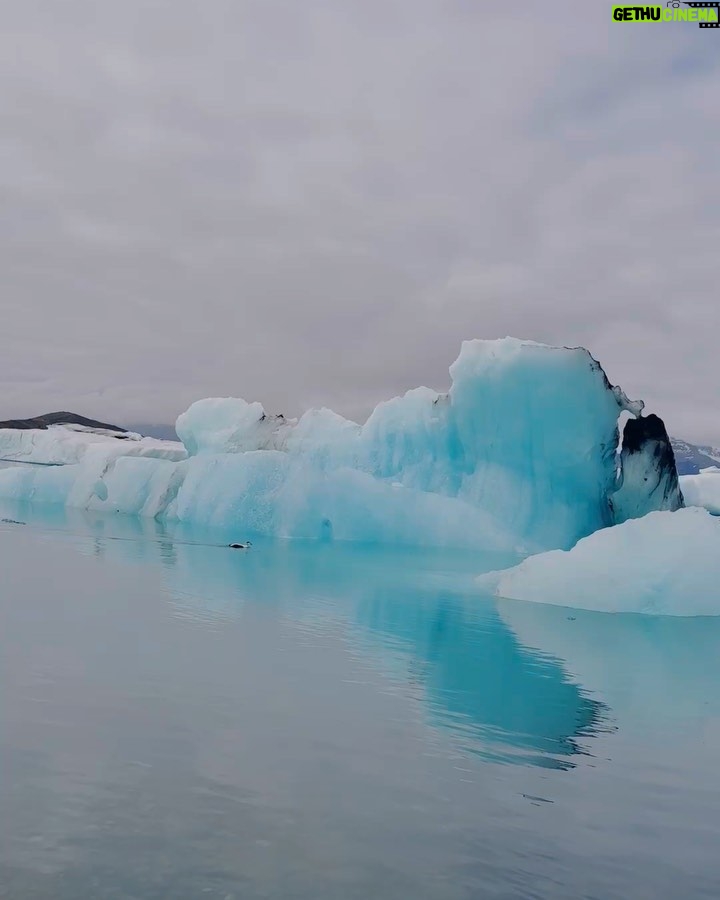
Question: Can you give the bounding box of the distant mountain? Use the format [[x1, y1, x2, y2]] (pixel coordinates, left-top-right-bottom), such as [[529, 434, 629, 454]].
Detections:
[[670, 439, 720, 475], [0, 411, 128, 434], [0, 413, 179, 443]]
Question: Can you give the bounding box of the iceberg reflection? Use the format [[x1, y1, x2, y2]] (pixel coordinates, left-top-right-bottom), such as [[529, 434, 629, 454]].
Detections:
[[497, 598, 720, 728], [1, 500, 608, 770], [353, 589, 604, 767]]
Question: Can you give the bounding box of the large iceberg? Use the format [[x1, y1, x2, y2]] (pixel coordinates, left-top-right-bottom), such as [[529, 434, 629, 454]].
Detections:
[[0, 339, 683, 551], [478, 507, 720, 616]]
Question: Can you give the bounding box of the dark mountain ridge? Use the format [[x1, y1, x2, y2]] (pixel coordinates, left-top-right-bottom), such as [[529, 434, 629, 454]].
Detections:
[[0, 412, 129, 435]]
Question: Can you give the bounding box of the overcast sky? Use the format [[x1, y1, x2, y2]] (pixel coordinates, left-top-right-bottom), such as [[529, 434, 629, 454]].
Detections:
[[1, 1, 718, 442]]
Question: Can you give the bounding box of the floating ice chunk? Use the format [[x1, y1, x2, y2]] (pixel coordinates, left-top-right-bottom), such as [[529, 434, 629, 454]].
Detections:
[[680, 468, 720, 516], [0, 424, 186, 466], [478, 507, 720, 616]]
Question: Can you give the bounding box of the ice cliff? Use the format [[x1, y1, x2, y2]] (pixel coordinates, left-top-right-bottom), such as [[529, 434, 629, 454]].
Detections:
[[0, 339, 683, 551]]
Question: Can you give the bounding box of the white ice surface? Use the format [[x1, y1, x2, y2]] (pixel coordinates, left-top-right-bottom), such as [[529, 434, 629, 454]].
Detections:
[[680, 468, 720, 516], [0, 424, 186, 466], [478, 507, 720, 616]]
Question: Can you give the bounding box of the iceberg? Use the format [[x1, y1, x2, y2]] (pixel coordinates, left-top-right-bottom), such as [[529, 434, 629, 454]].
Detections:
[[0, 423, 186, 467], [478, 507, 720, 616], [0, 339, 683, 551], [680, 468, 720, 516]]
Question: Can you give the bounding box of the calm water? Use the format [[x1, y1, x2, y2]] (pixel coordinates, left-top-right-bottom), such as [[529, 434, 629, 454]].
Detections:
[[1, 499, 719, 899]]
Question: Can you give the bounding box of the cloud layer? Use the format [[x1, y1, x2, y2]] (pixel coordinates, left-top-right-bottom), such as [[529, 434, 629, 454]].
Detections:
[[1, 1, 718, 442]]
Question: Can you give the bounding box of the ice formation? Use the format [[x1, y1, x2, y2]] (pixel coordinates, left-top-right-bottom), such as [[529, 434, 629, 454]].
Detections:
[[680, 468, 720, 516], [0, 339, 683, 551], [612, 414, 684, 523], [0, 424, 186, 467], [479, 507, 720, 616]]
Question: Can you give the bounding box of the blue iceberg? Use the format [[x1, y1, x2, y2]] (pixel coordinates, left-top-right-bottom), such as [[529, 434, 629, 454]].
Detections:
[[0, 338, 682, 552]]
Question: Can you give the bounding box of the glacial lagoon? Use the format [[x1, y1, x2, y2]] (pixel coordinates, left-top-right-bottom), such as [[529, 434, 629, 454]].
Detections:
[[2, 496, 720, 899]]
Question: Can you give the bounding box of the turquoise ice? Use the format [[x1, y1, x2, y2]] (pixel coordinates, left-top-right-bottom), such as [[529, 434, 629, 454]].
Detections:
[[0, 339, 680, 552]]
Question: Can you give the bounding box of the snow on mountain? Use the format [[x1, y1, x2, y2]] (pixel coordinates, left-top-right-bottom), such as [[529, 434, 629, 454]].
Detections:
[[670, 438, 720, 475]]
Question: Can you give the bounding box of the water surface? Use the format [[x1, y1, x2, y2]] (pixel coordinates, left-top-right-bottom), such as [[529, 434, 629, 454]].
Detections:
[[1, 500, 719, 899]]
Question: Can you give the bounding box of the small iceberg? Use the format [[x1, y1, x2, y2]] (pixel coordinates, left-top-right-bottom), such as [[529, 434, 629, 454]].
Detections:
[[680, 467, 720, 516], [478, 507, 720, 617]]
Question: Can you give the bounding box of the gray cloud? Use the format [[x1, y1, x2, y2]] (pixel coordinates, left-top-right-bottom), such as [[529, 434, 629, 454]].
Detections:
[[1, 1, 718, 442]]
